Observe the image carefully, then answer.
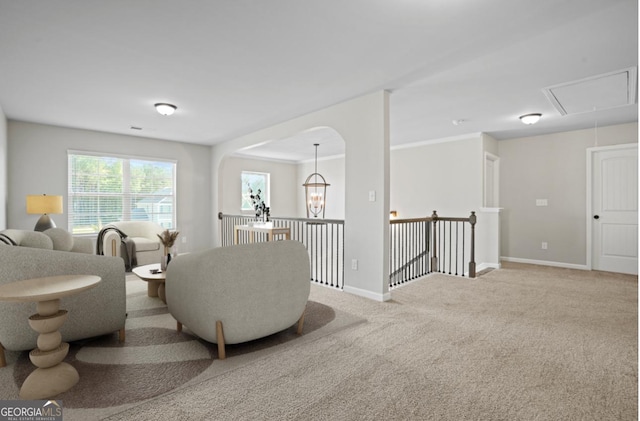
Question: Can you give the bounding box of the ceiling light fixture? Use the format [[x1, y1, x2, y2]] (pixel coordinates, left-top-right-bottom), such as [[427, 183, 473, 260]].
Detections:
[[303, 143, 330, 218], [155, 103, 177, 116], [519, 113, 542, 125]]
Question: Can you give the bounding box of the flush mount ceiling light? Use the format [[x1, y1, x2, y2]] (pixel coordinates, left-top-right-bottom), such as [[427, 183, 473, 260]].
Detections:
[[519, 113, 542, 125], [155, 103, 177, 116]]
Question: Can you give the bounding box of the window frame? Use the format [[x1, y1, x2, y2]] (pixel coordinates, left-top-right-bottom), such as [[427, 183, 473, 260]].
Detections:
[[241, 171, 270, 213], [67, 150, 177, 234]]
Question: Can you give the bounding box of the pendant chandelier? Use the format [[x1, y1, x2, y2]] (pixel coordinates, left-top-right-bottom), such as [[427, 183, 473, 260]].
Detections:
[[303, 143, 330, 218]]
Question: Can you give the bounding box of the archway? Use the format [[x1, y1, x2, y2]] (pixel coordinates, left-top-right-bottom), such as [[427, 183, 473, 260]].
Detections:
[[220, 126, 346, 219], [211, 91, 390, 301]]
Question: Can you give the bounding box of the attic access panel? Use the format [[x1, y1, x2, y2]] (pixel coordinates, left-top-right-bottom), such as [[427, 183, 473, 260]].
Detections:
[[543, 67, 637, 115]]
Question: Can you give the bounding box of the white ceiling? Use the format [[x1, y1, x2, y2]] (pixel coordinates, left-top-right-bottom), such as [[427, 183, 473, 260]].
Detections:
[[0, 1, 637, 162]]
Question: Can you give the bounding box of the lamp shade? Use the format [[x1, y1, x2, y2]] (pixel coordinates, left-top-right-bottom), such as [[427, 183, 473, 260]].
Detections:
[[26, 195, 63, 215]]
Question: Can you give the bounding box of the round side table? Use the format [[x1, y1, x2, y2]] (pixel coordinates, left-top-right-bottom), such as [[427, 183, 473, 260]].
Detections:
[[0, 274, 101, 399]]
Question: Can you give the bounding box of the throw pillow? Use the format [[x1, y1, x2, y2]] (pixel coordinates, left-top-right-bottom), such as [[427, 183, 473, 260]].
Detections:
[[17, 231, 54, 249], [43, 228, 74, 251]]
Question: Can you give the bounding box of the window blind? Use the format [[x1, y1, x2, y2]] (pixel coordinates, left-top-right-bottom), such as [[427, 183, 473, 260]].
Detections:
[[68, 152, 176, 234]]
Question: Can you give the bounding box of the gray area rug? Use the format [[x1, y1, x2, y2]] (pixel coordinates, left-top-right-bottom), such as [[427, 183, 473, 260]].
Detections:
[[0, 275, 364, 420]]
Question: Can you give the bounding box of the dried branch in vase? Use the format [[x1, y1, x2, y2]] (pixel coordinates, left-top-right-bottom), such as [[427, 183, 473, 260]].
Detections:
[[157, 230, 179, 248]]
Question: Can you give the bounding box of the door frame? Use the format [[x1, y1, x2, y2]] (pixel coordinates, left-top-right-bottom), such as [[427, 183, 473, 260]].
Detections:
[[586, 143, 638, 270], [484, 152, 500, 208]]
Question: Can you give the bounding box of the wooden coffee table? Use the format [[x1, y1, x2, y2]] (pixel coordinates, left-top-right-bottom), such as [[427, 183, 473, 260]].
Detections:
[[132, 263, 167, 304], [0, 274, 101, 399]]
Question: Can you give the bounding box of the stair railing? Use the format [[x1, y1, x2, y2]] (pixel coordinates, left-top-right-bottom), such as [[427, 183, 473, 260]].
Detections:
[[219, 210, 476, 292], [390, 210, 476, 288], [218, 213, 344, 289]]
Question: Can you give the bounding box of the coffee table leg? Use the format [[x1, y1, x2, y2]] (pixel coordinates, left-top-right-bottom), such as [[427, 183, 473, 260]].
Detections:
[[157, 282, 167, 304], [20, 299, 79, 399], [147, 282, 160, 297]]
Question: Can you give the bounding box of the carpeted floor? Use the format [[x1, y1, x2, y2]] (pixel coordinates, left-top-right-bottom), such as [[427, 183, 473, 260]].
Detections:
[[0, 262, 637, 420], [0, 274, 365, 419]]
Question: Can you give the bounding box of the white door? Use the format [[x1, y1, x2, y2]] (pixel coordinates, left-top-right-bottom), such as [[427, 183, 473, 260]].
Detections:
[[591, 144, 638, 275]]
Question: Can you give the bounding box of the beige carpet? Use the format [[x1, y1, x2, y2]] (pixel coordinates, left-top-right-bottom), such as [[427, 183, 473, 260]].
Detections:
[[1, 262, 637, 420]]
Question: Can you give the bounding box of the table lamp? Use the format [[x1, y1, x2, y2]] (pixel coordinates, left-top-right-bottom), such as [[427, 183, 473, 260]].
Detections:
[[26, 194, 63, 231]]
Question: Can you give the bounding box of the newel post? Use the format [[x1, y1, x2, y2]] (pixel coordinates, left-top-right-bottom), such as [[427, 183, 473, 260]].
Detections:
[[469, 211, 476, 278], [430, 210, 438, 273]]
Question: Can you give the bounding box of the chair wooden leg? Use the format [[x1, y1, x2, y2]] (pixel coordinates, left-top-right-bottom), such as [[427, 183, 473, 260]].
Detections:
[[296, 311, 305, 335], [118, 327, 125, 342], [176, 321, 182, 333], [216, 320, 226, 360], [0, 343, 6, 368]]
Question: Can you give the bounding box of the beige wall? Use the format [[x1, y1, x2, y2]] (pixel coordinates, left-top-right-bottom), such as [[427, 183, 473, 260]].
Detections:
[[499, 122, 638, 266], [7, 121, 213, 253], [220, 156, 299, 217], [390, 136, 483, 218]]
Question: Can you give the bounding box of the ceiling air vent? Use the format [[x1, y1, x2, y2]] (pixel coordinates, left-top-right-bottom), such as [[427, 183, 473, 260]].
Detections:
[[543, 67, 637, 115]]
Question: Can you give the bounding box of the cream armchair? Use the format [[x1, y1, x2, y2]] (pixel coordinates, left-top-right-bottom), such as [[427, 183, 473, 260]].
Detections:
[[166, 240, 311, 359], [101, 221, 165, 267]]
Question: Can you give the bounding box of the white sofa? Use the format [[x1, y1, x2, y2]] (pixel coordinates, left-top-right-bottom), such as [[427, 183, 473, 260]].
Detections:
[[100, 221, 165, 267], [0, 229, 126, 367], [166, 240, 311, 359]]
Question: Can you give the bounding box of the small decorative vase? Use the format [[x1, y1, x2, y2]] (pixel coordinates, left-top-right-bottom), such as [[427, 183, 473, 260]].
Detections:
[[161, 246, 170, 271]]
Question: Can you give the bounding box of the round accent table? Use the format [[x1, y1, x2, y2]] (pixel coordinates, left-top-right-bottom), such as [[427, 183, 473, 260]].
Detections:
[[132, 263, 167, 304], [0, 274, 101, 399]]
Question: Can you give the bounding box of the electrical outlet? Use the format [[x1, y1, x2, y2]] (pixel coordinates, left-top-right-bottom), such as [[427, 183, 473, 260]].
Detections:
[[536, 199, 548, 206], [541, 242, 548, 250], [181, 236, 187, 244], [351, 259, 358, 270]]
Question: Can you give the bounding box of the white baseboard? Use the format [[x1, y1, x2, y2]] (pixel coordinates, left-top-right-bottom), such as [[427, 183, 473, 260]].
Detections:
[[500, 256, 589, 271], [343, 285, 391, 302], [476, 262, 501, 273]]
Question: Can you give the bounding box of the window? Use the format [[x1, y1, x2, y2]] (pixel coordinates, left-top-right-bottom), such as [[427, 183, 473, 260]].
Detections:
[[68, 151, 176, 234], [241, 171, 269, 212]]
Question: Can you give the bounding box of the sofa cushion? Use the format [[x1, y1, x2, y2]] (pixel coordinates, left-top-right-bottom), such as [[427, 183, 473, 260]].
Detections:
[[44, 228, 74, 252], [132, 237, 161, 252], [0, 230, 53, 249]]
